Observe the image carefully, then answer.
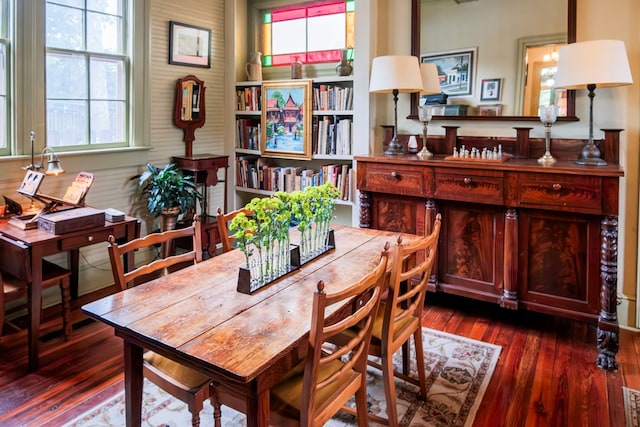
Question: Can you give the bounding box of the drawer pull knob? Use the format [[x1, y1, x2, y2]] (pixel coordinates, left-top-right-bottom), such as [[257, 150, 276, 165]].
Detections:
[[463, 177, 472, 185], [552, 183, 562, 191], [87, 235, 94, 242], [390, 171, 399, 178]]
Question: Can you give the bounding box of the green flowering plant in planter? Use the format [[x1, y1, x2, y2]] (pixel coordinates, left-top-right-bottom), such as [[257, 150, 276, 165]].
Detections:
[[229, 183, 340, 289], [291, 183, 341, 260], [229, 195, 291, 285]]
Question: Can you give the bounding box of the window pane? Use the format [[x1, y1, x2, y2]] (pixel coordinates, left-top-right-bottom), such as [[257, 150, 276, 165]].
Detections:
[[46, 100, 88, 146], [48, 0, 83, 7], [91, 100, 125, 143], [87, 11, 122, 54], [307, 14, 345, 52], [46, 53, 87, 99], [271, 19, 306, 55], [90, 57, 125, 99], [87, 0, 122, 15], [46, 4, 84, 50]]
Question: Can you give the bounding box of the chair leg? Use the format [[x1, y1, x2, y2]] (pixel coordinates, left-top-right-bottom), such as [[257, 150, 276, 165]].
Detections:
[[354, 377, 370, 427], [413, 329, 427, 400], [59, 277, 72, 340], [381, 350, 399, 427]]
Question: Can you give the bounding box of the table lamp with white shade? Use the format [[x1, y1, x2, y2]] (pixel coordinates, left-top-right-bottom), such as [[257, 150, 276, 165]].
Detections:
[[417, 63, 442, 159], [554, 39, 633, 166], [369, 55, 423, 155]]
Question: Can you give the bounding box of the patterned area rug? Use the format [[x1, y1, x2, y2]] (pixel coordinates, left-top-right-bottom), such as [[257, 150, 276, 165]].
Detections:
[[63, 328, 501, 427], [624, 387, 640, 427]]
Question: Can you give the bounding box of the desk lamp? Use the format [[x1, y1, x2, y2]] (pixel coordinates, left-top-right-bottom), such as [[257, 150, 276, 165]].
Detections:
[[370, 55, 423, 155], [554, 40, 632, 166], [22, 131, 65, 175], [417, 63, 442, 159]]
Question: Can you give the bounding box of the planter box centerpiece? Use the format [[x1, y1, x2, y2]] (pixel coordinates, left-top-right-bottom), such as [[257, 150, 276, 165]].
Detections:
[[230, 183, 341, 294]]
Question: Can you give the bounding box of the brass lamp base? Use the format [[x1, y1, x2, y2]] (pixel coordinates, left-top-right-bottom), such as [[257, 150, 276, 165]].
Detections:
[[575, 141, 607, 166]]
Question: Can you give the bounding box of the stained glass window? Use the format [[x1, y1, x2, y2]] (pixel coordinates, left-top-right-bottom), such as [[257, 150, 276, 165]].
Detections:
[[261, 0, 354, 67]]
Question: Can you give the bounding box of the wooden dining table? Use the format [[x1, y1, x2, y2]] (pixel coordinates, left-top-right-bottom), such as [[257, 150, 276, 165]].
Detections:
[[82, 225, 413, 427]]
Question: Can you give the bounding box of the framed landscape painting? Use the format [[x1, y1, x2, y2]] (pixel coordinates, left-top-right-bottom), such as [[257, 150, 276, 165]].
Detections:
[[420, 47, 476, 97], [261, 80, 312, 160]]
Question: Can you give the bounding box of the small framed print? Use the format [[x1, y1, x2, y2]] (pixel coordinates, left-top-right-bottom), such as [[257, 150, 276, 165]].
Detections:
[[480, 78, 502, 101], [261, 80, 312, 160], [169, 21, 211, 68], [420, 48, 476, 97]]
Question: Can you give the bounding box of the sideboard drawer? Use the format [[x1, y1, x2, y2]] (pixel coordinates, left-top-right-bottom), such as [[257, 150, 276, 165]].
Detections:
[[359, 163, 428, 197], [517, 174, 601, 212], [434, 169, 504, 204]]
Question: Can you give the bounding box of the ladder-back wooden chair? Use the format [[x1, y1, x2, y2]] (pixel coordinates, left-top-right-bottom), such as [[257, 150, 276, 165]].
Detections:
[[367, 213, 442, 426], [210, 244, 390, 427], [215, 207, 252, 253], [107, 216, 210, 427], [0, 234, 72, 340]]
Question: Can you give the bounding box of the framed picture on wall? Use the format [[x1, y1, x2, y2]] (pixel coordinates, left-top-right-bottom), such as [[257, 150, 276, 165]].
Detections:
[[480, 78, 502, 101], [420, 47, 476, 97], [168, 21, 211, 68], [261, 80, 312, 160]]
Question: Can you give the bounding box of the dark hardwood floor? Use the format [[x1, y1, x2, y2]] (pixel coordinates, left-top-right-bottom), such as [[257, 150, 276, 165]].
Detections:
[[0, 289, 638, 427]]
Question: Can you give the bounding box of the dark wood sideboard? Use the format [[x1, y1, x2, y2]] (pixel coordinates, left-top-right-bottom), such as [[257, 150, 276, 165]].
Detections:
[[356, 127, 624, 370]]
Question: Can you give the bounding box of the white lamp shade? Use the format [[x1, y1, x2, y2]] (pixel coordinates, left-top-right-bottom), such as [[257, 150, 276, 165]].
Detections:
[[420, 63, 441, 95], [369, 55, 423, 93], [555, 40, 633, 89]]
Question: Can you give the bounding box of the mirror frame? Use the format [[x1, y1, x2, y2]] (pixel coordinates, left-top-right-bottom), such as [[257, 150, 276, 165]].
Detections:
[[409, 0, 577, 122]]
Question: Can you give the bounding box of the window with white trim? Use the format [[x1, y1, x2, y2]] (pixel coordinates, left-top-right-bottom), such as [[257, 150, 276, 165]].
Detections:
[[0, 0, 9, 154], [45, 0, 128, 149]]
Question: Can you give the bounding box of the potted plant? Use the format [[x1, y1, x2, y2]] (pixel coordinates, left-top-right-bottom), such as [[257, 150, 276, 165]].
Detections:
[[137, 162, 201, 230]]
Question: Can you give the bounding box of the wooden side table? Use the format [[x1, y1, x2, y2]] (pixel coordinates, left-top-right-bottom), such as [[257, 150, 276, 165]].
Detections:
[[171, 154, 229, 257]]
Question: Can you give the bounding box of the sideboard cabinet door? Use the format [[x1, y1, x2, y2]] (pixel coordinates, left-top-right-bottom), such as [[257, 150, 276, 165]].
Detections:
[[517, 209, 601, 319], [437, 202, 505, 301]]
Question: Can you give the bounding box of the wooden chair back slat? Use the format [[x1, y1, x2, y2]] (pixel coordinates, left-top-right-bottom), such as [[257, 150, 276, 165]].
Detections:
[[107, 216, 202, 291]]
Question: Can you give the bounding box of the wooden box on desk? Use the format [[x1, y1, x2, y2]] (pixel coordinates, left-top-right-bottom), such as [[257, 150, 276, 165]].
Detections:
[[37, 207, 105, 234]]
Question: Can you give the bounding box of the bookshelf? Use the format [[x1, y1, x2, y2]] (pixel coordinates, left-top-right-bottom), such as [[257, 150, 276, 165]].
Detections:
[[233, 76, 355, 225]]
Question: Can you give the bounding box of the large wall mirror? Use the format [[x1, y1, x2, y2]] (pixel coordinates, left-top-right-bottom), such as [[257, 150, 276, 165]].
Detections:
[[410, 0, 577, 121]]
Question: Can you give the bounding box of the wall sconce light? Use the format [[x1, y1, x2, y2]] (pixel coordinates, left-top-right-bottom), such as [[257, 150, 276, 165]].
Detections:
[[22, 131, 65, 176]]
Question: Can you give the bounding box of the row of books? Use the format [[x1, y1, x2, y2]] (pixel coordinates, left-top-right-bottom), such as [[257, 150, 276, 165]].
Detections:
[[180, 80, 201, 121], [236, 86, 261, 111], [236, 84, 352, 113], [313, 84, 353, 111], [312, 116, 352, 156], [236, 118, 261, 150], [236, 157, 351, 201]]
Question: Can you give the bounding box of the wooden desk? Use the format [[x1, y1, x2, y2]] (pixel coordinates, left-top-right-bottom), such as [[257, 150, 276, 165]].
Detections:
[[0, 215, 140, 371], [82, 226, 407, 427]]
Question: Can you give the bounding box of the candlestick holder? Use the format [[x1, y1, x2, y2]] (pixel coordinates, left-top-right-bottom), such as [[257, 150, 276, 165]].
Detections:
[[417, 105, 437, 159], [538, 105, 558, 165]]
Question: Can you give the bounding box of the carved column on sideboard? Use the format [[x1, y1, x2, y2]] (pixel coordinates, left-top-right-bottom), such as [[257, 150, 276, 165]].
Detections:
[[359, 191, 371, 229], [597, 216, 619, 370], [442, 126, 459, 155], [500, 208, 519, 310]]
